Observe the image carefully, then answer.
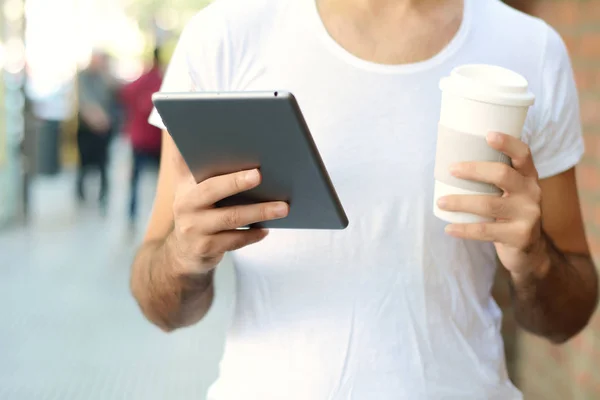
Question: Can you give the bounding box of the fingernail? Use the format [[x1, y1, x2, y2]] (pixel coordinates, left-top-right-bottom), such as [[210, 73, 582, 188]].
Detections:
[[488, 132, 502, 143], [449, 164, 460, 176], [437, 197, 448, 209], [445, 225, 457, 234], [273, 203, 289, 218], [245, 170, 260, 184]]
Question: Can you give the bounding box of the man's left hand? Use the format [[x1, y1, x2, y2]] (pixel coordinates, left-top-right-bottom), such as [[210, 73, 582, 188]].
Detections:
[[437, 132, 550, 281]]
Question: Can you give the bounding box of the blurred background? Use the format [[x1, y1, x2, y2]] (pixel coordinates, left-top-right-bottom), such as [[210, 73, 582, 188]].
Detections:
[[0, 0, 598, 399]]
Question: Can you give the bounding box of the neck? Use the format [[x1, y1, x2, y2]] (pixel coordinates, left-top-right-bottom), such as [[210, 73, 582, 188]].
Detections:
[[322, 0, 447, 13], [315, 0, 463, 65]]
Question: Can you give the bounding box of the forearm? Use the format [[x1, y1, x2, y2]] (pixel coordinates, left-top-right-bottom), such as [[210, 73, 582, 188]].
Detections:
[[130, 237, 215, 332], [510, 232, 599, 343]]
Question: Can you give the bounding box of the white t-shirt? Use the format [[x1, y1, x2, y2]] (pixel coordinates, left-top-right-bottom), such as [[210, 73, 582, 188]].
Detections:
[[27, 79, 75, 121], [150, 0, 584, 398]]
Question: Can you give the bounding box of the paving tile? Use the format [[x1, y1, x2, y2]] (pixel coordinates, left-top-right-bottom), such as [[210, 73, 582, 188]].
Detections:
[[0, 138, 234, 400]]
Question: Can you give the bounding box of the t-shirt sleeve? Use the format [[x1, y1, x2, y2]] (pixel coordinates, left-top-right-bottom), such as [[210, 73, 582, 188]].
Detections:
[[148, 5, 232, 130], [527, 24, 585, 180], [148, 27, 195, 130]]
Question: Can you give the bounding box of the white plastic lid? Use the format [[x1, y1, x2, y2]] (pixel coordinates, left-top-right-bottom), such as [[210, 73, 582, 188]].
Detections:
[[440, 64, 535, 107]]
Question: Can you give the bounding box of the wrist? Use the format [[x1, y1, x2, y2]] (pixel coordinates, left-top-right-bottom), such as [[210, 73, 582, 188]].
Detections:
[[511, 235, 552, 286], [163, 232, 215, 280], [163, 233, 191, 278]]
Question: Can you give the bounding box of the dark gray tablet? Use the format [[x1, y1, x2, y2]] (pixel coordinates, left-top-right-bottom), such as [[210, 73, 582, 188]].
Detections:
[[152, 91, 348, 230]]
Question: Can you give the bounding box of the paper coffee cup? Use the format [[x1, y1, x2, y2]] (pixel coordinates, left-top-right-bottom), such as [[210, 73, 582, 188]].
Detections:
[[433, 64, 535, 224]]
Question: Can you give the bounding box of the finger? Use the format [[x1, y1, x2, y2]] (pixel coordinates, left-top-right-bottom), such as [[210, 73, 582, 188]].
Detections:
[[173, 169, 263, 215], [445, 222, 514, 244], [450, 161, 525, 193], [437, 195, 518, 220], [487, 132, 538, 179], [193, 169, 262, 208], [192, 229, 269, 259], [446, 221, 538, 249], [202, 202, 289, 233], [213, 229, 270, 253]]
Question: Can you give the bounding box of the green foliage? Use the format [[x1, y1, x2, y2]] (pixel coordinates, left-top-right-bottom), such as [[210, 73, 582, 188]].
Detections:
[[122, 0, 213, 64], [124, 0, 213, 34]]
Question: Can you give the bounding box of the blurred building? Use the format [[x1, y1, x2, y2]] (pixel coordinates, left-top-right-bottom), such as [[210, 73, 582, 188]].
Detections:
[[497, 1, 600, 399], [0, 0, 206, 230], [0, 0, 27, 228]]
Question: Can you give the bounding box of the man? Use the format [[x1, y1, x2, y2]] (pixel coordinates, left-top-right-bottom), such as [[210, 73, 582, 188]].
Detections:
[[120, 48, 164, 224], [76, 51, 115, 210], [131, 0, 599, 398]]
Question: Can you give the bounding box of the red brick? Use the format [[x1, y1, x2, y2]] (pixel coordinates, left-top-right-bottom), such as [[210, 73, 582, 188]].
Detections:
[[532, 1, 578, 27], [579, 32, 600, 58], [579, 69, 600, 92], [577, 165, 600, 191], [595, 205, 600, 229], [563, 33, 580, 58], [572, 334, 586, 352], [580, 332, 598, 354], [589, 234, 600, 261], [578, 372, 593, 386], [575, 67, 593, 91], [548, 345, 566, 363], [580, 199, 594, 222], [579, 1, 600, 25], [583, 135, 600, 159], [581, 98, 600, 127], [592, 312, 600, 331], [595, 344, 600, 362]]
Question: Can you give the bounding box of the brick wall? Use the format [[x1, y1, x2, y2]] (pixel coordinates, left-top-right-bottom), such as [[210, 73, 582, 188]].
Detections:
[[498, 1, 600, 399]]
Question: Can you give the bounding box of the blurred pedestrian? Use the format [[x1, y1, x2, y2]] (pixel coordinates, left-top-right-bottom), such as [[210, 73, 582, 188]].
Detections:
[[76, 51, 115, 211], [27, 78, 75, 176], [120, 48, 164, 224]]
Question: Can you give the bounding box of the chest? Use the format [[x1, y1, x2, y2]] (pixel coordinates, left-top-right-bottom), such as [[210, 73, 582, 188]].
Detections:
[[315, 0, 463, 66], [244, 54, 445, 204]]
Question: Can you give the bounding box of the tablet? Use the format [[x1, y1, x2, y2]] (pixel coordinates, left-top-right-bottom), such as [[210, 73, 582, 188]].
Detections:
[[152, 91, 349, 230]]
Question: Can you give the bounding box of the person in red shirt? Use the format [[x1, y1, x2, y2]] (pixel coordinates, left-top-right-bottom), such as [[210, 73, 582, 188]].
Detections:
[[120, 48, 164, 224]]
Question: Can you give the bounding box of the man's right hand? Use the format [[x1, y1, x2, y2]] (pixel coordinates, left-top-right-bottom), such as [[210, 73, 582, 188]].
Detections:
[[166, 150, 289, 276], [81, 105, 110, 133]]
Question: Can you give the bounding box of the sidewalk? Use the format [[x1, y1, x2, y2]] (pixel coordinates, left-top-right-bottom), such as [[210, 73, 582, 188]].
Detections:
[[0, 138, 235, 400]]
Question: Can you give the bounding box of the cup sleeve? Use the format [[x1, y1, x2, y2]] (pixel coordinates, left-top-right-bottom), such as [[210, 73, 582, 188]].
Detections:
[[527, 24, 585, 180]]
